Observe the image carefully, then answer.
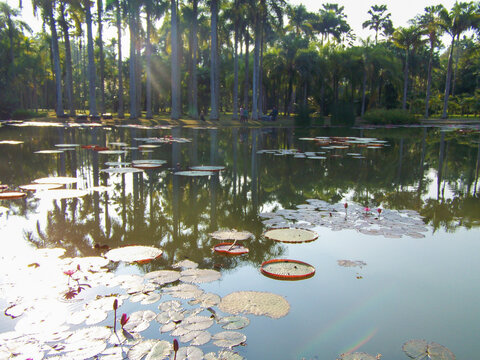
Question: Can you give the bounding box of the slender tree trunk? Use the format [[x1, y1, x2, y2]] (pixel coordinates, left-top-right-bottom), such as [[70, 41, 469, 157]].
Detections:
[[189, 0, 199, 118], [424, 38, 434, 118], [116, 1, 124, 118], [232, 5, 239, 120], [442, 36, 455, 119], [243, 31, 249, 108], [171, 0, 181, 119], [48, 3, 64, 117], [129, 7, 137, 119], [135, 9, 141, 118], [251, 13, 260, 120], [85, 1, 97, 116], [146, 11, 153, 119], [258, 11, 264, 117], [7, 16, 15, 82], [402, 49, 409, 110], [97, 0, 105, 114], [452, 34, 461, 97], [361, 68, 367, 117], [59, 3, 75, 116], [209, 0, 219, 120]]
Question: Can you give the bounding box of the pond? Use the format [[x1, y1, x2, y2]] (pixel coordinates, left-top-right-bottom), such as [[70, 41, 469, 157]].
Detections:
[[0, 121, 479, 360]]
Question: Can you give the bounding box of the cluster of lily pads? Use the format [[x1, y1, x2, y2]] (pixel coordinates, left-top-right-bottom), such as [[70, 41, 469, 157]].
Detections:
[[260, 199, 428, 239], [256, 136, 388, 160], [0, 245, 291, 359]]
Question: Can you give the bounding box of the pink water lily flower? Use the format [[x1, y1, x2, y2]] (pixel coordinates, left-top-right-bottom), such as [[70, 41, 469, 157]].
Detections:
[[63, 269, 76, 276], [120, 313, 129, 327]]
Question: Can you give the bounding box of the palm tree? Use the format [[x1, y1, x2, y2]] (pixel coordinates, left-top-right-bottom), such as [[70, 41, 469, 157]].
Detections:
[[440, 1, 477, 118], [209, 0, 219, 120], [97, 0, 105, 114], [170, 0, 181, 119], [105, 0, 124, 117], [393, 25, 424, 110], [32, 0, 64, 116], [82, 0, 97, 116], [416, 5, 445, 118], [362, 4, 393, 45]]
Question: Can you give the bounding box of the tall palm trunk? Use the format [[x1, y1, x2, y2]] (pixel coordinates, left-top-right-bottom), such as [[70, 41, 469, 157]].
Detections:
[[128, 5, 137, 119], [442, 36, 455, 119], [171, 0, 181, 119], [251, 13, 260, 120], [402, 49, 409, 110], [47, 3, 64, 117], [97, 0, 105, 114], [146, 11, 153, 119], [209, 0, 219, 120], [189, 0, 199, 118], [59, 3, 75, 116], [116, 0, 124, 118], [85, 1, 97, 116], [243, 31, 249, 108], [232, 2, 239, 120], [452, 34, 461, 97], [424, 38, 434, 118]]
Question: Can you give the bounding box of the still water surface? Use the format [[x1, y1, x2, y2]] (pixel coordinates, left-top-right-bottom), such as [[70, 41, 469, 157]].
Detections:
[[0, 122, 479, 359]]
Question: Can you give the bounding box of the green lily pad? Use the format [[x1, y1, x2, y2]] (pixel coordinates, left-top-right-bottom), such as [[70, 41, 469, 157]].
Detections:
[[33, 176, 78, 185], [263, 228, 318, 243], [180, 269, 221, 284], [19, 183, 64, 192], [212, 331, 246, 348], [174, 171, 213, 177], [180, 330, 212, 346], [123, 310, 157, 333], [219, 291, 290, 319], [34, 149, 64, 154], [204, 350, 244, 360], [190, 165, 225, 172], [174, 346, 204, 360], [145, 270, 181, 285], [101, 167, 144, 174], [218, 316, 250, 330], [209, 229, 252, 241], [128, 339, 172, 360]]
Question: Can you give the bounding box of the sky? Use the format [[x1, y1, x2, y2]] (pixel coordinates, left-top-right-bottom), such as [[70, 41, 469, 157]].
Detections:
[[7, 0, 459, 45]]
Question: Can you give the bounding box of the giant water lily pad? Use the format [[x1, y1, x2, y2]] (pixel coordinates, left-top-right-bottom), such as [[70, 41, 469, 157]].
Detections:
[[19, 183, 63, 192], [213, 243, 249, 255], [263, 228, 318, 243], [34, 149, 64, 154], [219, 291, 290, 319], [209, 229, 252, 241], [204, 351, 244, 360], [33, 176, 78, 185], [174, 170, 214, 177], [54, 143, 80, 148], [127, 339, 172, 360], [0, 191, 27, 199], [35, 189, 89, 199], [260, 259, 315, 280], [104, 245, 163, 263], [100, 167, 144, 174], [190, 165, 225, 172], [145, 270, 181, 285], [180, 269, 221, 284], [402, 339, 455, 360], [98, 150, 127, 155], [164, 283, 204, 300]]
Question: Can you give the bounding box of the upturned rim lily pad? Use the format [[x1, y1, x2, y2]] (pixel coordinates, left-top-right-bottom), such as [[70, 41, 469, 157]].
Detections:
[[34, 149, 64, 154], [33, 176, 78, 185], [260, 259, 315, 280], [263, 228, 318, 243], [189, 165, 225, 172], [219, 291, 290, 319], [104, 245, 163, 263], [19, 183, 64, 192], [174, 170, 213, 177], [100, 167, 144, 174], [0, 191, 27, 199], [213, 243, 249, 255], [209, 230, 253, 241]]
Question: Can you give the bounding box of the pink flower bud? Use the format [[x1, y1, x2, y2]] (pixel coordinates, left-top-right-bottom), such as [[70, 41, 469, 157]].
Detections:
[[120, 313, 129, 327], [63, 269, 76, 276], [113, 299, 118, 311], [173, 338, 179, 352]]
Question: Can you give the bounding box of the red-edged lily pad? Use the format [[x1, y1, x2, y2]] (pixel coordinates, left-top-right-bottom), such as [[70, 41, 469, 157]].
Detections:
[[263, 228, 318, 243], [260, 259, 315, 280], [104, 245, 163, 263], [190, 165, 225, 172], [214, 242, 249, 255], [0, 191, 27, 199]]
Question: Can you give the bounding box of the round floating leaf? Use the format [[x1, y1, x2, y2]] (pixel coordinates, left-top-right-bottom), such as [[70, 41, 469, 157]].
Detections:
[[180, 269, 221, 284], [212, 331, 246, 348], [97, 150, 127, 155], [33, 176, 78, 185], [180, 330, 212, 346], [402, 339, 455, 360], [263, 228, 318, 243], [188, 293, 221, 308], [173, 259, 198, 270], [145, 340, 173, 360], [123, 310, 156, 333], [260, 259, 315, 280], [104, 245, 162, 263], [189, 165, 225, 172], [34, 149, 64, 154], [204, 351, 244, 360], [164, 283, 204, 300], [128, 340, 169, 360], [219, 291, 290, 319], [145, 270, 181, 285], [218, 316, 250, 330], [100, 167, 144, 174], [174, 346, 203, 360], [158, 300, 183, 313], [180, 315, 214, 331], [0, 140, 23, 145], [337, 260, 367, 268], [213, 243, 249, 255], [209, 230, 252, 241], [0, 191, 27, 199], [108, 142, 128, 147], [54, 143, 80, 148], [105, 161, 131, 166], [174, 171, 213, 177], [337, 352, 378, 360], [19, 183, 63, 192], [35, 189, 88, 199]]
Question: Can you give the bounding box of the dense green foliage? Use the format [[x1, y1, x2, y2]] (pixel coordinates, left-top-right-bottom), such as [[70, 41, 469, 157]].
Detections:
[[363, 108, 416, 124], [1, 0, 480, 122]]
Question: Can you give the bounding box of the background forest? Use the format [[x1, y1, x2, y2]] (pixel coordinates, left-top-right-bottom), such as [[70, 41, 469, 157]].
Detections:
[[1, 0, 480, 122]]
